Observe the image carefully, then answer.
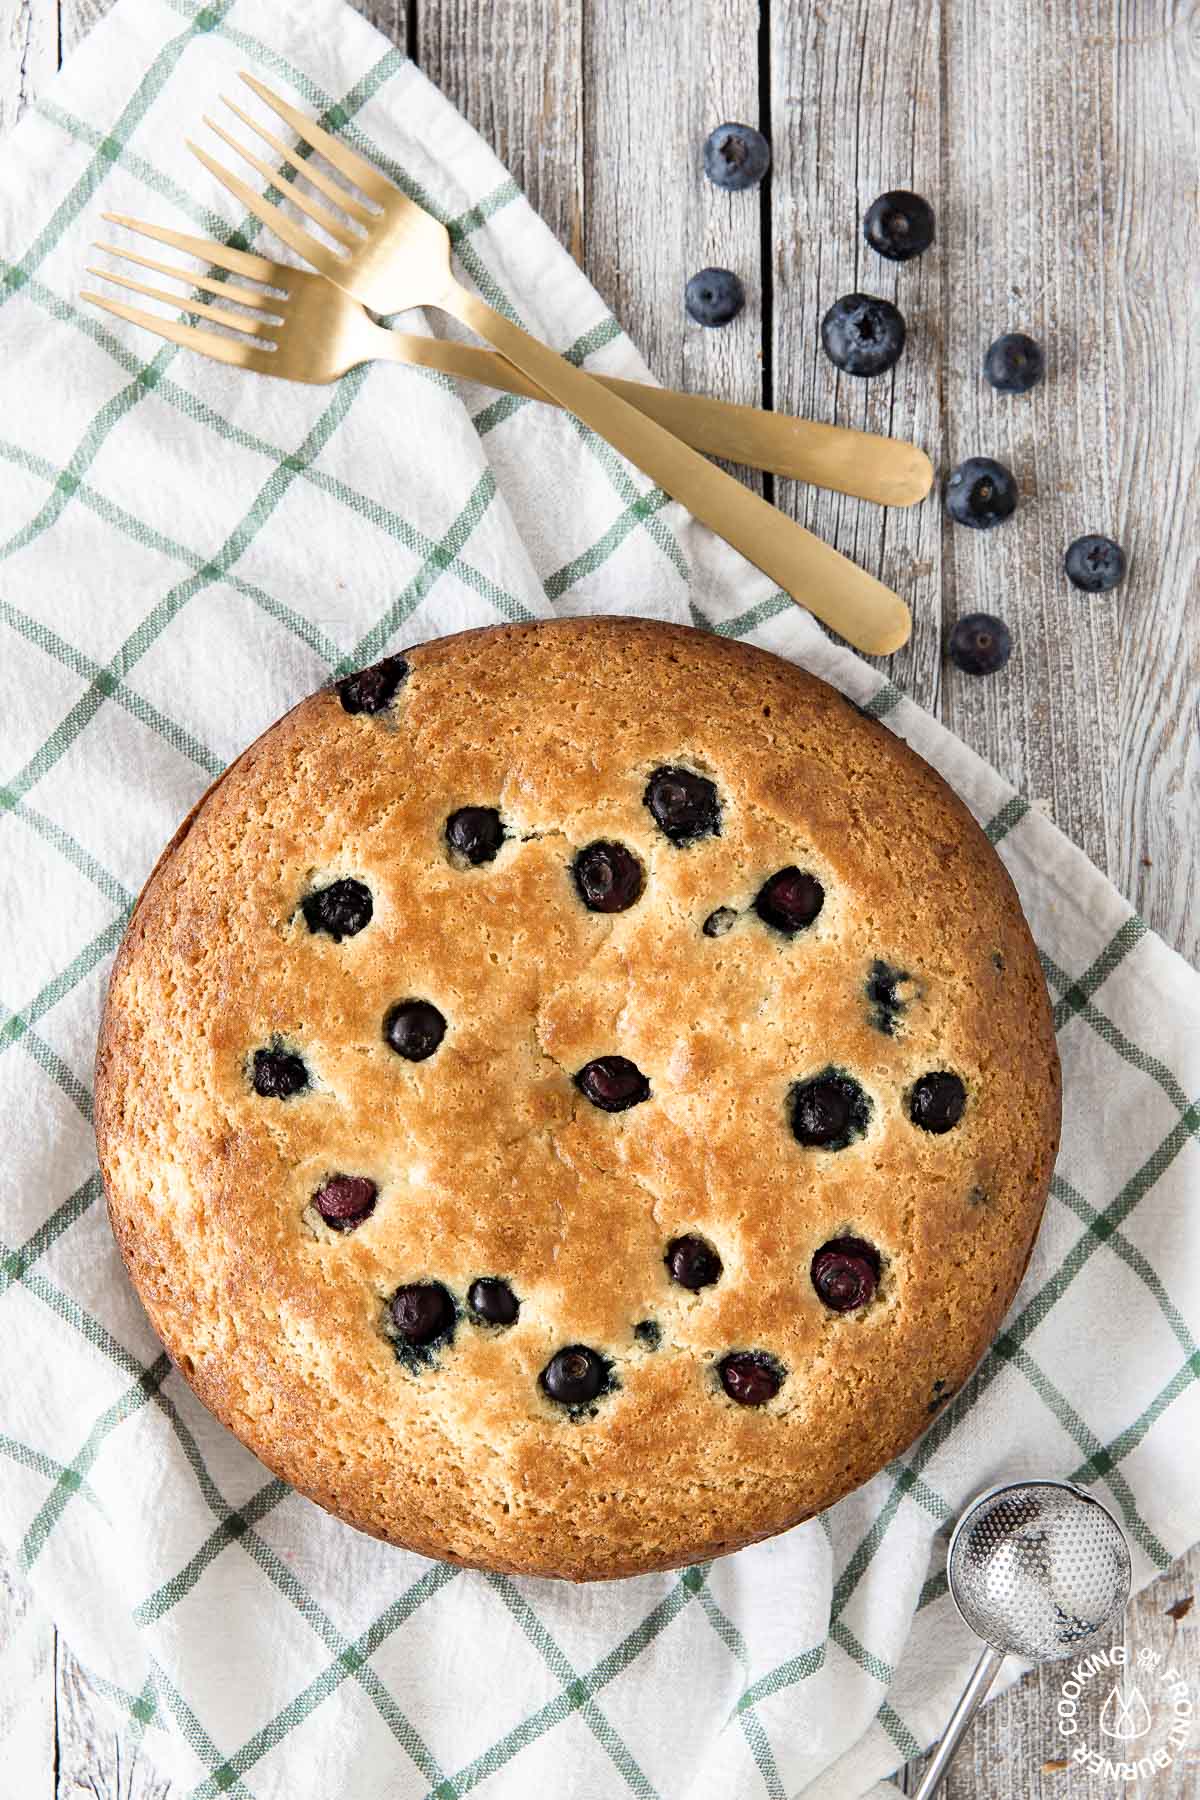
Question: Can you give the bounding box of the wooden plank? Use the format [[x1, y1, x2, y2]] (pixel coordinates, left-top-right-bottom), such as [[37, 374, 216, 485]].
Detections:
[[769, 0, 944, 708], [0, 1548, 55, 1800], [0, 0, 58, 137], [581, 0, 764, 488], [938, 0, 1200, 963], [58, 0, 103, 60], [903, 1542, 1200, 1798], [416, 0, 581, 263], [1102, 2, 1200, 964], [54, 1636, 174, 1800]]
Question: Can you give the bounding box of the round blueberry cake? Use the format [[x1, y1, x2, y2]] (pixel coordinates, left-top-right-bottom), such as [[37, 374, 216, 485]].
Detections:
[[95, 618, 1060, 1579]]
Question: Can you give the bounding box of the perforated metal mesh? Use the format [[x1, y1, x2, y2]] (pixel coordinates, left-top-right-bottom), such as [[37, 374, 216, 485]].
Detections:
[[947, 1481, 1131, 1661]]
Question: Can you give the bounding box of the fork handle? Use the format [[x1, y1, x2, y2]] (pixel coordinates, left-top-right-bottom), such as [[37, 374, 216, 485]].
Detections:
[[438, 286, 912, 655], [377, 332, 930, 507]]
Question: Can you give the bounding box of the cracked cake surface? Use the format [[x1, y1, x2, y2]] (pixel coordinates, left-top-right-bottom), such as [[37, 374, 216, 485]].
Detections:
[[95, 617, 1061, 1579]]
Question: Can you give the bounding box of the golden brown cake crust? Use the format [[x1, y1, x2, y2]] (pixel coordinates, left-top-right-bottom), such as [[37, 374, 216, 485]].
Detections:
[[95, 618, 1060, 1580]]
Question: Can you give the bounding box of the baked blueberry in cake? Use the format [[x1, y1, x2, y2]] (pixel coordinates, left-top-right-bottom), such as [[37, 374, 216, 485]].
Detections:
[[95, 618, 1060, 1579]]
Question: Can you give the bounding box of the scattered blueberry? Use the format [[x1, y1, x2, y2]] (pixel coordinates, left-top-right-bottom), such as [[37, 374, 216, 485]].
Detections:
[[633, 1319, 662, 1349], [575, 1055, 651, 1112], [301, 877, 373, 942], [866, 960, 909, 1035], [944, 457, 1018, 529], [909, 1070, 967, 1134], [644, 766, 721, 844], [390, 1281, 455, 1347], [984, 332, 1044, 394], [572, 841, 644, 913], [540, 1345, 611, 1407], [703, 122, 771, 191], [665, 1235, 722, 1291], [811, 1237, 881, 1313], [467, 1277, 519, 1327], [719, 1351, 784, 1407], [446, 806, 505, 866], [820, 293, 906, 377], [313, 1174, 377, 1230], [686, 267, 745, 327], [251, 1047, 308, 1099], [863, 190, 935, 262], [384, 1000, 447, 1062], [754, 867, 825, 935], [337, 655, 409, 715], [703, 907, 738, 938], [947, 613, 1012, 676], [1065, 535, 1125, 594], [789, 1069, 871, 1150]]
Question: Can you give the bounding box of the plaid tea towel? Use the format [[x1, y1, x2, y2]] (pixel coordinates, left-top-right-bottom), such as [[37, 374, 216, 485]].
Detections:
[[1, 1, 1198, 1796]]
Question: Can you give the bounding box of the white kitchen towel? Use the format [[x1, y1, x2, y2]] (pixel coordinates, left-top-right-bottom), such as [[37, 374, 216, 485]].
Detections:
[[0, 2, 1197, 1796]]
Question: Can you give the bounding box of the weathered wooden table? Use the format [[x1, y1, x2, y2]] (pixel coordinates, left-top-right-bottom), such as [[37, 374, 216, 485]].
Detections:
[[1, 0, 1197, 1794]]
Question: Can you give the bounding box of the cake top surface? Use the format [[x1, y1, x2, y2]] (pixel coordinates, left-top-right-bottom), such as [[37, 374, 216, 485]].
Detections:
[[96, 618, 1060, 1578]]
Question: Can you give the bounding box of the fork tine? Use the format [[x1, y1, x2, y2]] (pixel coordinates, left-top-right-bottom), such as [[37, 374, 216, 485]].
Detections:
[[239, 70, 394, 205], [203, 115, 360, 248], [81, 290, 277, 373], [220, 94, 376, 225], [93, 242, 282, 312], [100, 212, 287, 286], [187, 139, 349, 282], [86, 266, 280, 337]]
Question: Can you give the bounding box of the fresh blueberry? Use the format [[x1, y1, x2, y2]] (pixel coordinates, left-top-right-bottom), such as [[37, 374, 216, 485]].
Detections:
[[719, 1351, 784, 1407], [390, 1282, 455, 1346], [1064, 535, 1125, 594], [467, 1277, 520, 1327], [703, 907, 737, 938], [703, 122, 771, 191], [644, 766, 721, 844], [984, 332, 1044, 394], [575, 1056, 651, 1112], [301, 878, 373, 942], [665, 1235, 722, 1291], [863, 190, 935, 262], [572, 842, 644, 913], [909, 1070, 967, 1133], [820, 294, 906, 377], [633, 1319, 662, 1350], [251, 1047, 308, 1099], [686, 268, 745, 327], [754, 867, 825, 935], [313, 1174, 378, 1230], [944, 457, 1018, 529], [384, 1000, 446, 1062], [947, 613, 1012, 676], [789, 1069, 871, 1150], [337, 655, 409, 715], [811, 1237, 881, 1313], [540, 1346, 611, 1407], [445, 807, 505, 866]]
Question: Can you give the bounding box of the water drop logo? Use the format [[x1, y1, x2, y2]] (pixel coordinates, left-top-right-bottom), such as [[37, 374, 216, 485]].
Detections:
[[1099, 1681, 1152, 1741], [1056, 1645, 1193, 1782]]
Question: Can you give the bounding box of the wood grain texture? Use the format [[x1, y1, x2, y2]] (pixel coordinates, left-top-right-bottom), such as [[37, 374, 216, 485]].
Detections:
[[0, 1551, 56, 1800], [0, 0, 56, 136], [416, 0, 579, 260], [902, 1541, 1200, 1798], [770, 0, 944, 709], [53, 1639, 171, 1800], [1, 0, 1198, 1796], [582, 0, 765, 488]]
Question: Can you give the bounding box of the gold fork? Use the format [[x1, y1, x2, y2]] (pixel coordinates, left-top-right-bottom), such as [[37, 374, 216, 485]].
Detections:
[[184, 72, 914, 656], [82, 216, 931, 509]]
